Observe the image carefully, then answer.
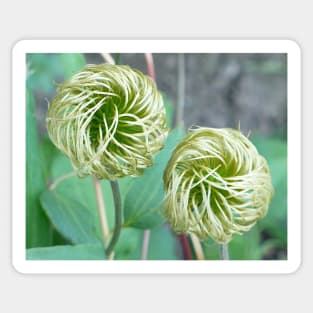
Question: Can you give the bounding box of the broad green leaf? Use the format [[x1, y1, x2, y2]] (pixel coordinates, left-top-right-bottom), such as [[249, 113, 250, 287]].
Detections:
[[259, 176, 287, 247], [40, 144, 88, 246], [60, 53, 86, 80], [41, 151, 134, 248], [27, 244, 106, 260], [114, 228, 142, 260], [50, 154, 110, 223], [26, 53, 86, 94], [115, 225, 180, 260], [228, 227, 262, 260], [40, 189, 101, 244], [201, 240, 220, 260], [48, 153, 133, 230], [202, 227, 262, 260], [40, 135, 60, 180], [26, 53, 65, 93], [147, 224, 180, 260], [252, 135, 287, 248], [252, 134, 287, 165], [26, 87, 52, 248], [123, 128, 184, 229]]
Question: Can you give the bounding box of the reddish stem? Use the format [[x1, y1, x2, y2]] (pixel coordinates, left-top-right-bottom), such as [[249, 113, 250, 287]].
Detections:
[[144, 52, 193, 260], [144, 53, 156, 81], [180, 234, 193, 260]]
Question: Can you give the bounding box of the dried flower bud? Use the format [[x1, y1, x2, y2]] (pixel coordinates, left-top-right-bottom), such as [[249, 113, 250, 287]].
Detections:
[[47, 64, 168, 180], [163, 127, 273, 243]]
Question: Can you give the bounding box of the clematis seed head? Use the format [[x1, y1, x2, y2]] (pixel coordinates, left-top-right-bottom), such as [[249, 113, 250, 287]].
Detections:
[[46, 64, 168, 180], [163, 127, 274, 244]]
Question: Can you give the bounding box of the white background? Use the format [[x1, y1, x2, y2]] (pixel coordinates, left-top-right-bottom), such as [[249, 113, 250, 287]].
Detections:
[[2, 1, 312, 312]]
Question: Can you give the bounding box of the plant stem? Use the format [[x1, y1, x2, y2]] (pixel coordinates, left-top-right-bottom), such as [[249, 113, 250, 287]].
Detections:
[[180, 234, 193, 260], [145, 53, 156, 80], [175, 54, 193, 259], [49, 171, 76, 190], [139, 53, 156, 260], [141, 230, 151, 260], [220, 243, 229, 260], [175, 53, 185, 128], [190, 234, 204, 260], [101, 53, 115, 65], [106, 180, 122, 259], [174, 54, 205, 260], [93, 177, 110, 246]]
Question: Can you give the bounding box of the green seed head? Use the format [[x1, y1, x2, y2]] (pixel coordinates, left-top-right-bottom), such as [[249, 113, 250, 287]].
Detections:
[[47, 64, 168, 180], [163, 127, 273, 244]]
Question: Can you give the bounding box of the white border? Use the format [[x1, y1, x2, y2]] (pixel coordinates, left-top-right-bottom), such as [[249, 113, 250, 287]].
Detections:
[[12, 40, 301, 274]]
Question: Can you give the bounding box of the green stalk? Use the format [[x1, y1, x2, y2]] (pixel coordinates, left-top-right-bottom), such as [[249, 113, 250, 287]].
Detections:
[[220, 243, 229, 260], [106, 180, 122, 258], [93, 177, 110, 247]]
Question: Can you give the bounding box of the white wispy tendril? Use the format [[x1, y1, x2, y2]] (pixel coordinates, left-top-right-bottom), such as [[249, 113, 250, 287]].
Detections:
[[47, 64, 168, 180], [163, 127, 274, 244]]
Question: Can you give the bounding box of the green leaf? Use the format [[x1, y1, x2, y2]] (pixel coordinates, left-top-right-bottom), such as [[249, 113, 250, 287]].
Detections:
[[202, 227, 262, 260], [252, 134, 287, 166], [115, 224, 180, 260], [228, 227, 262, 260], [40, 189, 101, 244], [41, 151, 134, 247], [26, 87, 52, 248], [26, 53, 86, 96], [27, 53, 86, 94], [259, 175, 287, 247], [252, 135, 287, 248], [49, 153, 133, 228], [26, 53, 65, 93], [26, 244, 106, 260], [60, 53, 86, 80], [114, 228, 142, 260], [40, 135, 60, 180], [123, 128, 185, 229], [147, 224, 180, 260], [201, 240, 220, 260]]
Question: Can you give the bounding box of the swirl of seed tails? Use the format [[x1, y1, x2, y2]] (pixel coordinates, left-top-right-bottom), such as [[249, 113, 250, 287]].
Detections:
[[47, 64, 168, 180], [163, 127, 273, 244]]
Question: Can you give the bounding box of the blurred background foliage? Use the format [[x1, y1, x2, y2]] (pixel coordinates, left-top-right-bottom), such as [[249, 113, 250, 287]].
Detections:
[[26, 53, 287, 260]]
